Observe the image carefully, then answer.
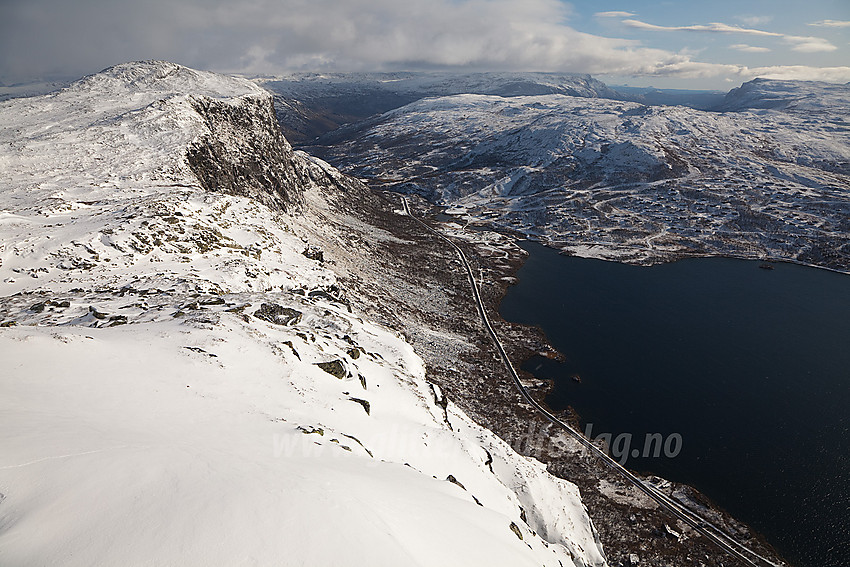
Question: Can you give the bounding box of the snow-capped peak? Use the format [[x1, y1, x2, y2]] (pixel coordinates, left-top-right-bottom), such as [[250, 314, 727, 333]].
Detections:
[[70, 60, 266, 99]]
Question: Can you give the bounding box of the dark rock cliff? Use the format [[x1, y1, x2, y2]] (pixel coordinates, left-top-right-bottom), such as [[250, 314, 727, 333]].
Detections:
[[186, 94, 306, 211]]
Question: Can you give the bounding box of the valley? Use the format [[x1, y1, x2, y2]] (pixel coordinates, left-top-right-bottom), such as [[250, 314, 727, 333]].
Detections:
[[2, 63, 846, 567], [266, 74, 850, 272]]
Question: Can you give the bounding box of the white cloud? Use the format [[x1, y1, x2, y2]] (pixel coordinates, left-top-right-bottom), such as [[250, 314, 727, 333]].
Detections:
[[736, 15, 773, 26], [0, 0, 847, 87], [622, 19, 781, 37], [622, 18, 838, 53], [783, 35, 839, 53], [738, 65, 850, 82], [594, 11, 635, 18], [730, 44, 771, 53], [0, 0, 684, 80], [808, 19, 850, 28], [623, 60, 850, 82]]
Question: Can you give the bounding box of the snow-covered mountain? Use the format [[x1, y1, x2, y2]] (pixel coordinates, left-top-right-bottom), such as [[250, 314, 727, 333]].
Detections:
[[714, 77, 850, 114], [258, 71, 623, 142], [263, 71, 622, 100], [0, 77, 76, 102], [0, 61, 607, 566], [305, 80, 850, 270]]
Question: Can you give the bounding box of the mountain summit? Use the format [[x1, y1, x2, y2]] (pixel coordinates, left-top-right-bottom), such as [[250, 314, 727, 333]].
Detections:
[[0, 62, 606, 567]]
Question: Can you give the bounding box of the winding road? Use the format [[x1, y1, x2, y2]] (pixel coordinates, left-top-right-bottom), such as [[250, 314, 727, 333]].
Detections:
[[400, 196, 783, 567]]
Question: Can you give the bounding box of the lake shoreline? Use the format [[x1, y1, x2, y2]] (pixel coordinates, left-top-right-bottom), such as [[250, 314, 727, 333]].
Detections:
[[424, 206, 791, 567], [498, 236, 848, 567]]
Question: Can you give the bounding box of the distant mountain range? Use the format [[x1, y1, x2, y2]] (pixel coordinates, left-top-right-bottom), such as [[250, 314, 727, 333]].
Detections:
[[280, 74, 850, 271], [716, 77, 850, 113], [259, 71, 624, 142]]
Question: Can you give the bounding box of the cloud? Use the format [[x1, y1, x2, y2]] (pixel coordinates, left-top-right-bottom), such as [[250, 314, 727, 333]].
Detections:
[[737, 65, 850, 82], [622, 18, 837, 53], [736, 15, 773, 26], [730, 44, 771, 53], [627, 60, 850, 82], [594, 11, 635, 18], [622, 19, 781, 36], [0, 0, 846, 87], [0, 0, 681, 81], [808, 19, 850, 27], [783, 35, 838, 53]]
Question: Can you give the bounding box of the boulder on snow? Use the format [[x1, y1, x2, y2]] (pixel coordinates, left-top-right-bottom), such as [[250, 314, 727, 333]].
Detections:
[[315, 359, 347, 379], [253, 303, 303, 326], [302, 246, 324, 262]]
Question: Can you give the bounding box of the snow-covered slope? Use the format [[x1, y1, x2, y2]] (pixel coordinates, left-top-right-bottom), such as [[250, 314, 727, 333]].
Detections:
[[0, 78, 75, 102], [0, 62, 606, 566], [715, 77, 850, 114], [306, 83, 850, 270], [1, 60, 304, 214], [263, 71, 621, 100], [258, 71, 622, 142]]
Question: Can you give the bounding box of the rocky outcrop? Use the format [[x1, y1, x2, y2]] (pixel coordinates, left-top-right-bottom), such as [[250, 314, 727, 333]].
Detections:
[[253, 303, 303, 326], [187, 94, 306, 211]]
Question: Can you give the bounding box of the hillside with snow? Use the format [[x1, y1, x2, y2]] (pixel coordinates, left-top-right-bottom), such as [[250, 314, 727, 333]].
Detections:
[[715, 77, 850, 114], [258, 71, 622, 143], [0, 61, 608, 566], [304, 79, 850, 270]]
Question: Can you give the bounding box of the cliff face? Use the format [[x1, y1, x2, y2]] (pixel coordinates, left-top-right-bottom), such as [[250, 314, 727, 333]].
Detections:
[[187, 94, 305, 211]]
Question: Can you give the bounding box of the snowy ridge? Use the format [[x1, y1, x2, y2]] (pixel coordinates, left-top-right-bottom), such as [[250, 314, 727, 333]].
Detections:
[[0, 78, 75, 102], [0, 62, 606, 566], [76, 60, 268, 99], [715, 78, 850, 114], [1, 60, 303, 214], [262, 71, 620, 100]]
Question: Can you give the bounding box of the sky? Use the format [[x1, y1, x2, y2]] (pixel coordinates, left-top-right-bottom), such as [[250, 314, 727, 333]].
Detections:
[[1, 0, 848, 90]]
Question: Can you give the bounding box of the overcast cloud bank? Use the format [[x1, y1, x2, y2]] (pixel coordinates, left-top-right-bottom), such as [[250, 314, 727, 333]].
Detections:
[[1, 0, 848, 86]]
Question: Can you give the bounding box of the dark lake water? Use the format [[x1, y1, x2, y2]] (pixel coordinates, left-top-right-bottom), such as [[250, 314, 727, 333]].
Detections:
[[499, 241, 850, 567]]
